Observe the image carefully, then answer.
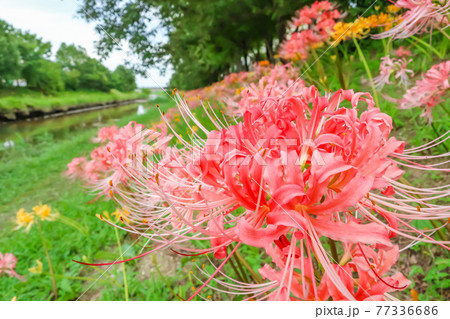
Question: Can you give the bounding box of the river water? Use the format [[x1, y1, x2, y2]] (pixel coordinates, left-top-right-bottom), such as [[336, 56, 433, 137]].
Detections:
[[0, 102, 150, 146]]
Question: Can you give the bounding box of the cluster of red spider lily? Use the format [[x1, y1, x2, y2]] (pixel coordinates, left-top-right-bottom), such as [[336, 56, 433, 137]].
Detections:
[[0, 252, 22, 281], [182, 62, 303, 113], [67, 84, 449, 300], [279, 1, 341, 61]]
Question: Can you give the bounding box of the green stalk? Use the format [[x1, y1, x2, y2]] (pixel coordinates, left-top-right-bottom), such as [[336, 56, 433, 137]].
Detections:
[[235, 251, 263, 284], [150, 255, 180, 300], [381, 38, 389, 56], [311, 47, 329, 90], [228, 254, 245, 283], [328, 238, 339, 263], [232, 253, 249, 283], [352, 37, 380, 107], [441, 103, 450, 117], [37, 222, 58, 300], [431, 122, 449, 153], [437, 27, 450, 41], [41, 272, 121, 287], [334, 47, 346, 89], [409, 35, 444, 58], [113, 227, 129, 301]]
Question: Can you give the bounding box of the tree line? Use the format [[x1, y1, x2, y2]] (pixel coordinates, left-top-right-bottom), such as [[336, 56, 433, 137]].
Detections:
[[0, 19, 137, 94], [76, 0, 380, 90]]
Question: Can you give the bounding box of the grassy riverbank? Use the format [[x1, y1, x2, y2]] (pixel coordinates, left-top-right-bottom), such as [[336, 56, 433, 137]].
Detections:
[[0, 88, 148, 111]]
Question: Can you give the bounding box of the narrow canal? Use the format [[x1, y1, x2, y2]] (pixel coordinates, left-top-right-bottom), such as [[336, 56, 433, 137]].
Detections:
[[0, 102, 151, 146]]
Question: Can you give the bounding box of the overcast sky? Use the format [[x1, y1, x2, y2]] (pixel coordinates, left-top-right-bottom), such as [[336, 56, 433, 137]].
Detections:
[[0, 0, 172, 88]]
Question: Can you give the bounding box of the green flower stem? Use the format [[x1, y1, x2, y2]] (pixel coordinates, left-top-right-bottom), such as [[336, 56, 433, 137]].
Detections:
[[235, 250, 263, 284], [113, 226, 129, 301], [311, 47, 329, 90], [381, 37, 390, 56], [409, 35, 444, 58], [441, 103, 450, 117], [334, 47, 346, 89], [431, 122, 449, 153], [150, 254, 180, 300], [438, 27, 450, 41], [352, 37, 380, 107], [37, 222, 58, 300], [228, 253, 246, 283], [328, 238, 339, 263], [232, 252, 249, 283], [41, 272, 121, 287]]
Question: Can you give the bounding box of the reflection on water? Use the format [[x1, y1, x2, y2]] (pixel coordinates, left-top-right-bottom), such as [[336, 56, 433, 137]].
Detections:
[[137, 104, 146, 115], [3, 140, 14, 148], [0, 102, 150, 143]]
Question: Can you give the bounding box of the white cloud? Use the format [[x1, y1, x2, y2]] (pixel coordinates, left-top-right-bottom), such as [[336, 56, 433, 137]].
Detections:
[[0, 0, 171, 87]]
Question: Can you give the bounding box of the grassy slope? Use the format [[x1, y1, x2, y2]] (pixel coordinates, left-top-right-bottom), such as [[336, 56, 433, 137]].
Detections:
[[0, 94, 175, 301], [0, 88, 148, 111]]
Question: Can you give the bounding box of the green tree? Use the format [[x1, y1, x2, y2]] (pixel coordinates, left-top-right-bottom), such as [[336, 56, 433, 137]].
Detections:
[[0, 20, 22, 87], [110, 65, 137, 92], [56, 43, 114, 92], [22, 59, 64, 93], [76, 0, 311, 89]]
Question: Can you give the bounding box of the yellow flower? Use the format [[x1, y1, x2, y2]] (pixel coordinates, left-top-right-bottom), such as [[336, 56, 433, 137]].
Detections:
[[366, 14, 379, 27], [192, 125, 199, 132], [387, 4, 401, 13], [235, 87, 245, 95], [111, 208, 131, 224], [15, 208, 34, 232], [28, 260, 43, 274], [376, 12, 395, 27], [32, 204, 53, 221]]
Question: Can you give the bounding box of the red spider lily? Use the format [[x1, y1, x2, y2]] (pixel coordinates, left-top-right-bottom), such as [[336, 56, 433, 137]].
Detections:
[[397, 61, 450, 122], [0, 252, 24, 280], [373, 55, 414, 89], [67, 121, 172, 196]]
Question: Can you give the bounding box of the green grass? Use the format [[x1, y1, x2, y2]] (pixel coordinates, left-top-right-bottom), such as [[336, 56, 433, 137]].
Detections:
[[0, 88, 148, 111]]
